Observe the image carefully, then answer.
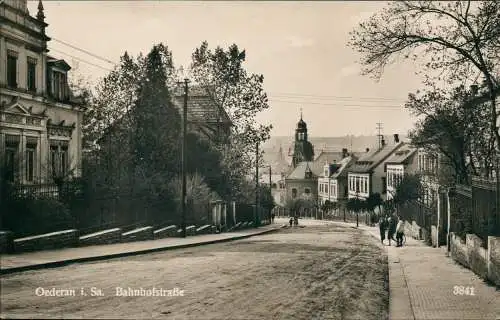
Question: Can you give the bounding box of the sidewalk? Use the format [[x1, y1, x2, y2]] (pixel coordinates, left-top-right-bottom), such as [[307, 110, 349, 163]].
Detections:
[[353, 222, 500, 320], [0, 224, 284, 275]]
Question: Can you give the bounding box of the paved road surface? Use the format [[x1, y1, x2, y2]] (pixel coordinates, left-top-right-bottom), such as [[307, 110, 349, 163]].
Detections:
[[0, 224, 388, 320]]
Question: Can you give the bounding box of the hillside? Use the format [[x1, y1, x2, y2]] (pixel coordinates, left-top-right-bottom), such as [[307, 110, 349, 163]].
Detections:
[[261, 134, 408, 166]]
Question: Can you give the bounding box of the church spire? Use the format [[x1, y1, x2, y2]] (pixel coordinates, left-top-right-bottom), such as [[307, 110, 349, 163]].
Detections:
[[300, 107, 303, 121], [37, 0, 45, 22]]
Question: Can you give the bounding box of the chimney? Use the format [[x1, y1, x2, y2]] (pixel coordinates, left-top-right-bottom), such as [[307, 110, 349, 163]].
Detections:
[[393, 134, 399, 143], [342, 148, 348, 158], [381, 138, 386, 147], [366, 148, 370, 153], [470, 84, 478, 96]]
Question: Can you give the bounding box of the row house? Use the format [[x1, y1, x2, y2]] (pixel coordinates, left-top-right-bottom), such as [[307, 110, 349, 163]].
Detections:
[[317, 148, 356, 206], [0, 0, 84, 187], [347, 135, 404, 200], [385, 143, 418, 200]]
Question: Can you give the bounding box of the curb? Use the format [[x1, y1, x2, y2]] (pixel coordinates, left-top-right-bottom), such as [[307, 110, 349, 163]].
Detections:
[[0, 227, 284, 276]]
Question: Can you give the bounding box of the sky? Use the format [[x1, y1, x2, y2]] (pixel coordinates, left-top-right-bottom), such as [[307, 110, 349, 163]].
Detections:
[[27, 1, 424, 138]]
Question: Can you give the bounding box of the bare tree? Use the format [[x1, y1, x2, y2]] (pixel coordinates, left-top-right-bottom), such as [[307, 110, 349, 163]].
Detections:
[[349, 1, 500, 149]]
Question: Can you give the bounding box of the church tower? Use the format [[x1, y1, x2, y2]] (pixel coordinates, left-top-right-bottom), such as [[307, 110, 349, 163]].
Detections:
[[292, 111, 314, 168]]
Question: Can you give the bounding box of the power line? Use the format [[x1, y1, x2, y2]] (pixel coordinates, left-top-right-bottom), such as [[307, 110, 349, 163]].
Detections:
[[48, 47, 114, 72], [268, 98, 405, 109], [51, 37, 118, 65], [268, 92, 406, 102]]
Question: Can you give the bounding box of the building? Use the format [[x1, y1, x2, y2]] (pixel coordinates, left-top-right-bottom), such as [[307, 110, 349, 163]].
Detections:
[[291, 113, 314, 168], [285, 161, 318, 203], [0, 0, 84, 187], [172, 85, 232, 144], [385, 138, 418, 200], [318, 149, 357, 206], [347, 136, 404, 200]]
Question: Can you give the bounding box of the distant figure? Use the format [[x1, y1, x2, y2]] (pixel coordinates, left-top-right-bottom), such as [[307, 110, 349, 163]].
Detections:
[[387, 215, 397, 246], [289, 217, 293, 227], [396, 219, 405, 247], [379, 215, 387, 244], [294, 216, 298, 226], [271, 212, 275, 224]]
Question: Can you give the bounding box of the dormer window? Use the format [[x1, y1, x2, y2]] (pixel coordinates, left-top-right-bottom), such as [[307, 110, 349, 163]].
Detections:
[[52, 71, 68, 101]]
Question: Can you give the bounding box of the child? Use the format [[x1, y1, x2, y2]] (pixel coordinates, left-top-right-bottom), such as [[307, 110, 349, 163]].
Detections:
[[396, 219, 405, 247]]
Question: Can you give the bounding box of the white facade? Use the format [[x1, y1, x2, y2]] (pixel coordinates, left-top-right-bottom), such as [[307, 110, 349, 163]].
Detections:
[[386, 164, 404, 200], [0, 0, 83, 186], [348, 173, 370, 199]]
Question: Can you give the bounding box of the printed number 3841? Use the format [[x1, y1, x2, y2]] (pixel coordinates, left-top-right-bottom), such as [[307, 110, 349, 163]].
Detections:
[[453, 286, 475, 296]]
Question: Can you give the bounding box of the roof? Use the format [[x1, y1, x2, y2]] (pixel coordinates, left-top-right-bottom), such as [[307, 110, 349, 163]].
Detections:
[[313, 151, 344, 166], [286, 161, 316, 180], [172, 85, 232, 125], [330, 156, 357, 179], [384, 143, 417, 165], [349, 142, 404, 173]]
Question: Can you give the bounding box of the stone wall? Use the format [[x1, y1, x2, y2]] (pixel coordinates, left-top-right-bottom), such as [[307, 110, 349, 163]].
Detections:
[[186, 225, 196, 236], [450, 232, 469, 268], [487, 236, 500, 286], [466, 234, 488, 279], [121, 227, 153, 242], [79, 228, 122, 247], [13, 229, 79, 253], [196, 225, 212, 235], [153, 225, 177, 239], [0, 231, 14, 253]]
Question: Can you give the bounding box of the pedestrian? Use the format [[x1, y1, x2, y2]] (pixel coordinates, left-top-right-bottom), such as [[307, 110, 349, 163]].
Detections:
[[379, 215, 387, 244], [387, 215, 397, 246], [294, 215, 298, 226], [396, 219, 405, 247], [289, 216, 293, 227], [271, 212, 275, 224]]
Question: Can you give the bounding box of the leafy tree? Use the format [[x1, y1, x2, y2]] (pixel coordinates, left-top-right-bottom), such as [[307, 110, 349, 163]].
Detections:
[[168, 173, 220, 224], [190, 42, 273, 201], [349, 1, 500, 150], [389, 173, 424, 220], [408, 85, 494, 182]]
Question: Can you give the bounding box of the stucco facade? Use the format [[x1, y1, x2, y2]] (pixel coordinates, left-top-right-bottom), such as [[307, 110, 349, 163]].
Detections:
[[0, 0, 83, 185]]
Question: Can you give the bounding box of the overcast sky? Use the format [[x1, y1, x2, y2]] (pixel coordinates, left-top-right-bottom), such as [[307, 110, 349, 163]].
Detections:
[[28, 1, 423, 137]]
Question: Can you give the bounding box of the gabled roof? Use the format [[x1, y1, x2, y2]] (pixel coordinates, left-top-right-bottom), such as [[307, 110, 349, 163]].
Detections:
[[172, 85, 232, 125], [330, 156, 357, 179], [349, 142, 404, 173], [47, 56, 72, 71], [311, 151, 344, 174], [286, 161, 317, 180], [384, 143, 417, 165]]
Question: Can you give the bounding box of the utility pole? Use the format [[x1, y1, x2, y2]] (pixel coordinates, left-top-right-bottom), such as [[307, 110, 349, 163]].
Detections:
[[269, 165, 272, 224], [181, 78, 189, 238], [376, 122, 383, 150], [255, 140, 259, 226]]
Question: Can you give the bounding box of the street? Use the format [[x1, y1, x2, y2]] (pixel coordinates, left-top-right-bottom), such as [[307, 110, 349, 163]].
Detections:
[[0, 223, 388, 319]]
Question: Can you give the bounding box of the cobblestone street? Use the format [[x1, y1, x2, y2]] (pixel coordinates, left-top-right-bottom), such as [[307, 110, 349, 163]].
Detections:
[[0, 224, 388, 320]]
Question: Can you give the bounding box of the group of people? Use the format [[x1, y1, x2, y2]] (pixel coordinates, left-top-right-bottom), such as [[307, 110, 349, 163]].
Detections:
[[289, 216, 299, 227], [378, 214, 406, 247]]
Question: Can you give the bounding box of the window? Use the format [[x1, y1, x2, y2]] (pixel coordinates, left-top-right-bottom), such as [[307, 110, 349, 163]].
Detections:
[[4, 135, 20, 182], [355, 177, 360, 193], [292, 188, 297, 198], [50, 143, 69, 178], [382, 177, 387, 194], [304, 188, 311, 194], [298, 132, 304, 140], [7, 51, 18, 88], [25, 142, 36, 182], [27, 58, 37, 92], [52, 71, 67, 101]]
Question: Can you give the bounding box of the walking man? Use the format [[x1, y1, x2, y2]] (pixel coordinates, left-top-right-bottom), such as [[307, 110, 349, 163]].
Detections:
[[396, 218, 405, 247], [387, 215, 397, 246], [378, 215, 387, 244]]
